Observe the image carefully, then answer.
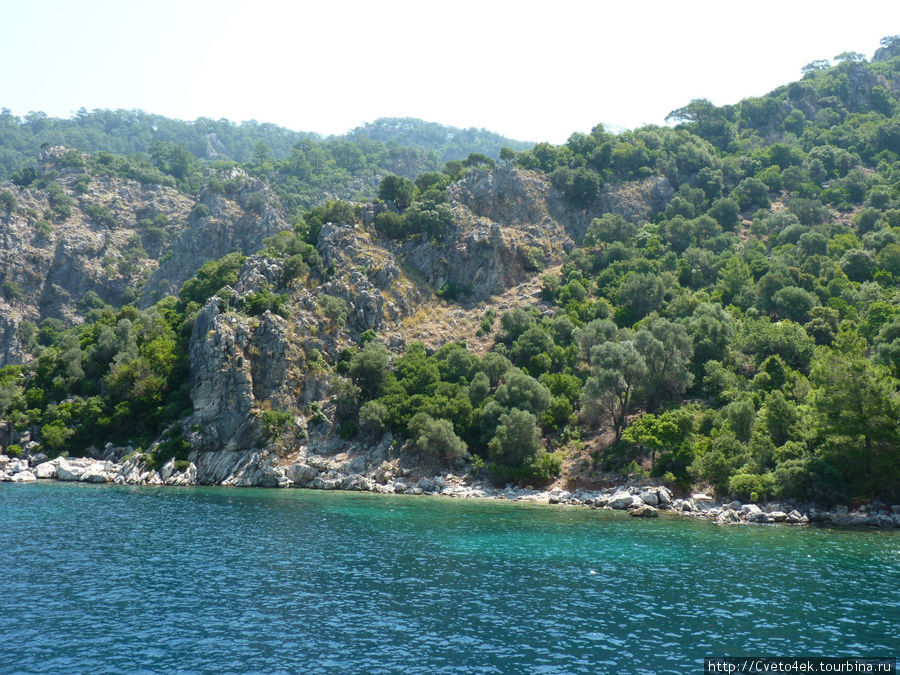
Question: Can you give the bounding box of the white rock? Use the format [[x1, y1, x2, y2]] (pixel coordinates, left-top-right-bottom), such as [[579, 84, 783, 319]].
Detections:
[[159, 458, 176, 482], [609, 491, 642, 510], [656, 487, 673, 504], [12, 470, 36, 482], [9, 459, 29, 474], [770, 511, 788, 522], [639, 491, 659, 506], [81, 463, 110, 483], [287, 463, 318, 485], [34, 461, 58, 479], [57, 460, 85, 481]]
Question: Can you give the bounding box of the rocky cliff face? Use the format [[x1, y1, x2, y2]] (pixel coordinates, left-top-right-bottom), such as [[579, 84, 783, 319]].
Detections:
[[399, 166, 672, 299], [0, 156, 288, 366], [175, 167, 676, 462], [141, 169, 287, 303]]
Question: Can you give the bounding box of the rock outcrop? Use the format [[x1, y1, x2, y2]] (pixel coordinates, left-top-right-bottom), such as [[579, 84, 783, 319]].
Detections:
[[0, 158, 289, 366]]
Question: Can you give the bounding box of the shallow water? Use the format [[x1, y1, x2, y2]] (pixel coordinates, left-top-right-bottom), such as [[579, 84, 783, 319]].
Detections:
[[1, 482, 897, 673]]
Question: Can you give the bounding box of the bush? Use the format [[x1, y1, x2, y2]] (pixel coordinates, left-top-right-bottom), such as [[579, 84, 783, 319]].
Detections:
[[487, 450, 563, 483], [0, 190, 16, 214], [260, 409, 294, 440], [147, 434, 190, 470], [728, 472, 775, 501], [407, 412, 467, 462], [5, 443, 23, 458], [358, 400, 387, 438], [488, 408, 541, 466], [318, 295, 348, 328]]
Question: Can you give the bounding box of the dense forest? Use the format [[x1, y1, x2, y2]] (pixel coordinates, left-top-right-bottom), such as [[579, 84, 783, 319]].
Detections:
[[1, 37, 899, 503], [0, 109, 528, 191]]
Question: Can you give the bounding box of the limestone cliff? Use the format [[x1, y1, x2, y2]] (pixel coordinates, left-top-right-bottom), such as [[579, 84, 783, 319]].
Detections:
[[0, 154, 288, 366], [399, 166, 672, 299]]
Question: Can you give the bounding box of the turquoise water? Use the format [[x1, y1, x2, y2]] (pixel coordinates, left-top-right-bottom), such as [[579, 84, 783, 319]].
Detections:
[[1, 483, 897, 673]]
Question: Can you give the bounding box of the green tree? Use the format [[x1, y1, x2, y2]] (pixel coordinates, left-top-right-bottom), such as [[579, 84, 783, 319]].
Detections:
[[808, 329, 900, 498], [378, 174, 416, 209], [349, 342, 391, 399], [488, 408, 541, 466], [407, 412, 467, 462], [581, 339, 647, 439], [318, 295, 349, 328], [635, 317, 694, 409]]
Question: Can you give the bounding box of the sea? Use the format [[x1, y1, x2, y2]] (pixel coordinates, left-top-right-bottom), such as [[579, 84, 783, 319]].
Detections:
[[1, 482, 897, 673]]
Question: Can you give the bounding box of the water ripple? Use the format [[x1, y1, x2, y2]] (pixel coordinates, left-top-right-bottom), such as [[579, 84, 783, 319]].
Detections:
[[1, 483, 898, 673]]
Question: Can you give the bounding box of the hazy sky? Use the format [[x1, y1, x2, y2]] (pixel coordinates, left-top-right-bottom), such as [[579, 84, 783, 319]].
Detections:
[[2, 0, 898, 143]]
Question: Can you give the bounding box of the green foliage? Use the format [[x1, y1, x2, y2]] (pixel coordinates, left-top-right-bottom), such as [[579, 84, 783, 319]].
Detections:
[[358, 400, 387, 438], [407, 412, 467, 462], [260, 409, 294, 440], [147, 434, 190, 470], [0, 190, 16, 214], [349, 342, 391, 399], [178, 252, 245, 309], [488, 408, 542, 466], [378, 174, 415, 209]]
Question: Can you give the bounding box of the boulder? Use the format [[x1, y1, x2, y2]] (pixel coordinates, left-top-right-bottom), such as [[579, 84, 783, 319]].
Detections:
[[34, 461, 58, 479], [656, 487, 673, 505], [28, 452, 48, 467], [608, 491, 640, 510], [639, 491, 659, 506], [57, 459, 85, 481], [9, 459, 29, 474], [286, 463, 318, 486], [81, 463, 110, 483], [159, 459, 176, 482], [741, 503, 763, 516], [630, 505, 658, 518], [717, 509, 740, 523], [769, 511, 788, 522], [12, 470, 36, 482]]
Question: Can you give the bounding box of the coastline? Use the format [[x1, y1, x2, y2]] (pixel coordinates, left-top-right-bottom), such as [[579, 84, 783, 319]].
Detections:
[[3, 451, 899, 530]]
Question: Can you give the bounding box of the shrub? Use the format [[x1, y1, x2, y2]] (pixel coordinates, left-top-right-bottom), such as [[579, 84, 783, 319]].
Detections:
[[407, 412, 467, 462], [260, 409, 294, 440], [358, 400, 387, 438], [0, 190, 16, 214], [147, 434, 190, 470], [318, 295, 348, 328], [728, 472, 775, 501], [488, 408, 541, 466], [5, 443, 23, 458]]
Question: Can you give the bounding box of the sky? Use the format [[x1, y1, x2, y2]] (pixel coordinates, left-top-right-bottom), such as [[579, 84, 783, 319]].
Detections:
[[2, 0, 898, 144]]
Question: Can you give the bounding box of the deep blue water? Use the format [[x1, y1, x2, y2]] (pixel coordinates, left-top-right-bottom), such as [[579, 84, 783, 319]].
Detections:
[[1, 482, 897, 673]]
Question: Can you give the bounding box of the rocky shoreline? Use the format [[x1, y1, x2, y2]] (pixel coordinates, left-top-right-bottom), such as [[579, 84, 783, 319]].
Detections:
[[3, 449, 899, 530]]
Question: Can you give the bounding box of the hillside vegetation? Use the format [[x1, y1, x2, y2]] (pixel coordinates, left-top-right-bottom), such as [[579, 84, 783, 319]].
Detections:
[[1, 37, 899, 504]]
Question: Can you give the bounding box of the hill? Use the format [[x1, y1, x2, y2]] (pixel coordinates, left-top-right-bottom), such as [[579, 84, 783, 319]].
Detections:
[[0, 36, 898, 509]]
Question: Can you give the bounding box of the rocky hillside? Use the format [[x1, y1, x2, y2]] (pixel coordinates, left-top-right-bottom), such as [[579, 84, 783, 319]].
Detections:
[[3, 42, 899, 510], [0, 148, 288, 365]]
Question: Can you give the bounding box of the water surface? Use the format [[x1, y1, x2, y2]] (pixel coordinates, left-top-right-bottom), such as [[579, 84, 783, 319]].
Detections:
[[1, 482, 897, 673]]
